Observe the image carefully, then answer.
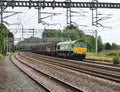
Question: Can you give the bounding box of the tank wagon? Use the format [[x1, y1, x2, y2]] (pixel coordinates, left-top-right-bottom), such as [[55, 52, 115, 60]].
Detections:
[[31, 39, 87, 60]]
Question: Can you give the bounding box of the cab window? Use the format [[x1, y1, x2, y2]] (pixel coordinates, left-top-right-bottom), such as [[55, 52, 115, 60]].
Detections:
[[57, 45, 60, 49], [81, 43, 87, 48]]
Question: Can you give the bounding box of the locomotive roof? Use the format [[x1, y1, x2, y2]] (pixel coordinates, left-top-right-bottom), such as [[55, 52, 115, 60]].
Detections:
[[57, 39, 82, 45]]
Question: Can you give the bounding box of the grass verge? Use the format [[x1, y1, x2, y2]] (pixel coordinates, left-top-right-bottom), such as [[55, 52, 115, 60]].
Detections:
[[0, 54, 3, 62], [86, 52, 113, 62]]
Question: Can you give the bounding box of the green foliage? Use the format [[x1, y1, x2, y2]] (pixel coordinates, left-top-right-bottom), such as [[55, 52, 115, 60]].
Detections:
[[0, 24, 7, 53], [98, 36, 104, 52], [111, 43, 119, 50], [112, 56, 120, 64], [8, 32, 14, 38], [62, 24, 83, 40], [0, 23, 14, 53], [106, 52, 120, 58], [42, 29, 62, 42], [118, 53, 120, 56], [84, 36, 93, 51], [106, 52, 118, 57], [104, 43, 119, 50], [10, 44, 16, 52], [0, 54, 2, 60], [105, 43, 111, 50]]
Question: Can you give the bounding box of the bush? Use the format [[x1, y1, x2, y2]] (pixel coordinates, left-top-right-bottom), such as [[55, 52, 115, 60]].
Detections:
[[106, 52, 117, 57], [118, 53, 120, 56], [0, 54, 2, 61], [112, 56, 120, 64]]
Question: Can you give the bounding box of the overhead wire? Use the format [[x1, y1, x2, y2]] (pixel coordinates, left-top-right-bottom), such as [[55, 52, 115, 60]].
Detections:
[[23, 11, 38, 25], [13, 1, 120, 31]]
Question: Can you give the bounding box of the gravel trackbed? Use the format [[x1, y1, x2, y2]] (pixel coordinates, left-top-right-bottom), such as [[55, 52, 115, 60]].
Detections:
[[0, 56, 48, 92]]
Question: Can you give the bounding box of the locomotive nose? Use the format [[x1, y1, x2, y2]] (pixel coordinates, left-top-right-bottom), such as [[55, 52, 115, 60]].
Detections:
[[74, 47, 87, 54]]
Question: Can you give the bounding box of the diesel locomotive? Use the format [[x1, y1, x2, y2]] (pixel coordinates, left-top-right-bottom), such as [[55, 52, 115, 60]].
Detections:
[[31, 39, 87, 60]]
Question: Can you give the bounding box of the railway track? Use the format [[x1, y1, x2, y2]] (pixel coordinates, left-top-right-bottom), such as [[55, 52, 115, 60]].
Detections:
[[10, 52, 84, 92], [22, 52, 120, 83]]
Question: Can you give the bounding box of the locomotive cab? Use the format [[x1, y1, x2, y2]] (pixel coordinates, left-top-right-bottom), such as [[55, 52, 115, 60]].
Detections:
[[73, 42, 87, 54], [73, 41, 87, 60]]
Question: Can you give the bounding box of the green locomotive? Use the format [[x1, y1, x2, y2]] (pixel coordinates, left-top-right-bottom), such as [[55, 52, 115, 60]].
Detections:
[[56, 39, 87, 60]]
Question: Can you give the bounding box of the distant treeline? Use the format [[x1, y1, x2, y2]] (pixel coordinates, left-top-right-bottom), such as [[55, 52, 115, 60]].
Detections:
[[0, 24, 14, 53]]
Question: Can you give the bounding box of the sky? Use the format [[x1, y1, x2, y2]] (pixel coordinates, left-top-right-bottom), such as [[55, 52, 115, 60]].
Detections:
[[3, 0, 120, 44]]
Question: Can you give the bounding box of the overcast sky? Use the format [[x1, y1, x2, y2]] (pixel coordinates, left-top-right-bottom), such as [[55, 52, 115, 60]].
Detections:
[[3, 0, 120, 44]]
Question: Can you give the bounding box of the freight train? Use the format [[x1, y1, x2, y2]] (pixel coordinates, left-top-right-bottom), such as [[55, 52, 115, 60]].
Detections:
[[31, 39, 87, 60]]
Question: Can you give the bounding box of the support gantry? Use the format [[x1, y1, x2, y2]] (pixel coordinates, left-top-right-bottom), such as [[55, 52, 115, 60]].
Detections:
[[1, 1, 120, 8]]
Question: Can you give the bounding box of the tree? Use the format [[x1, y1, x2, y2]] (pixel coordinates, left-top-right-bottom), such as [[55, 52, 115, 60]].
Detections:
[[111, 43, 119, 50], [0, 23, 14, 53], [98, 36, 104, 52], [0, 24, 7, 53], [62, 24, 84, 40], [42, 29, 62, 42], [105, 43, 111, 50], [83, 34, 95, 52]]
